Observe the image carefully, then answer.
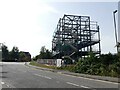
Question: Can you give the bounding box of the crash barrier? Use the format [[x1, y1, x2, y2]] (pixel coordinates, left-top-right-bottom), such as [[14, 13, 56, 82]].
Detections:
[[37, 59, 57, 65], [37, 59, 63, 67]]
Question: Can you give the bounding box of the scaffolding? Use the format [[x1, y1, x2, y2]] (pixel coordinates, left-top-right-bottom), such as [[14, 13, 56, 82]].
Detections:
[[52, 14, 101, 61]]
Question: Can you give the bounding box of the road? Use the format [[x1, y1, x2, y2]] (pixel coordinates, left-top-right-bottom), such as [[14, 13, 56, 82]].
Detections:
[[0, 62, 119, 89]]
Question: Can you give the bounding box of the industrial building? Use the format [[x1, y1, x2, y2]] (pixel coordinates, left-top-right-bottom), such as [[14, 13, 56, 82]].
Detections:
[[52, 14, 101, 62]]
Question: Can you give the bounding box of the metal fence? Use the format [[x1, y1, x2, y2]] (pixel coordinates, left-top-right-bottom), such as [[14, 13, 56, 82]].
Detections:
[[37, 59, 57, 65]]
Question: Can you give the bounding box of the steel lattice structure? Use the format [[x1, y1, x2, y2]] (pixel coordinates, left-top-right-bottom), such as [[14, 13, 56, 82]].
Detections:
[[52, 14, 101, 61]]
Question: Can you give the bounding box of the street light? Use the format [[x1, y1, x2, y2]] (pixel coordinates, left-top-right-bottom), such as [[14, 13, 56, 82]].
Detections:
[[113, 10, 118, 53]]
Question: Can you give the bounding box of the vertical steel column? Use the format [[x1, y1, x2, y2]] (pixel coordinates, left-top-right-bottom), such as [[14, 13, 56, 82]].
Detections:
[[52, 14, 101, 60], [88, 17, 92, 52], [98, 26, 101, 55]]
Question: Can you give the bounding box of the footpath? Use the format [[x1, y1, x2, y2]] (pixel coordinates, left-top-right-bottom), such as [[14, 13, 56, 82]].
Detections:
[[25, 62, 120, 83]]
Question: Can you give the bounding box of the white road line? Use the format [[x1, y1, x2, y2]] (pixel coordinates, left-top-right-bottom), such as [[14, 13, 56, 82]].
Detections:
[[1, 82, 10, 88], [26, 66, 42, 71], [1, 82, 5, 84], [44, 76, 52, 79], [56, 81, 60, 83], [80, 85, 89, 88], [34, 74, 42, 77], [57, 72, 62, 74], [11, 71, 17, 74], [34, 74, 52, 79], [66, 82, 79, 87], [6, 85, 10, 88], [77, 76, 118, 85], [19, 70, 27, 73], [62, 74, 118, 85]]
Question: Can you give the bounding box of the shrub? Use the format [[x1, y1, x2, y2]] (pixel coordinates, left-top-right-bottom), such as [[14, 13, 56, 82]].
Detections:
[[72, 52, 119, 77]]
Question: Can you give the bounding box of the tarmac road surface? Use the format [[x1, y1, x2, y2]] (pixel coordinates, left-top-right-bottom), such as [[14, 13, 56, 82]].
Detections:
[[0, 62, 119, 89]]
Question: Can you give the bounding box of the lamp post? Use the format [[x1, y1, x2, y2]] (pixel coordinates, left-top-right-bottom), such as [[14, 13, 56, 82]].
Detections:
[[113, 10, 118, 53]]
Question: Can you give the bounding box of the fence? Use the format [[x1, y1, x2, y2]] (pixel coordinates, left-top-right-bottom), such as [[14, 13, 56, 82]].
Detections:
[[37, 59, 57, 66]]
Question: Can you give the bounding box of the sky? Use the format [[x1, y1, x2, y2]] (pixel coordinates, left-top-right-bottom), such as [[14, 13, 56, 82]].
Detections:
[[0, 0, 119, 57]]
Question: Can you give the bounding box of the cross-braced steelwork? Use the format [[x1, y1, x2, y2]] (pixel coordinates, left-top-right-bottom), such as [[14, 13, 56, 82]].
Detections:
[[52, 14, 101, 61]]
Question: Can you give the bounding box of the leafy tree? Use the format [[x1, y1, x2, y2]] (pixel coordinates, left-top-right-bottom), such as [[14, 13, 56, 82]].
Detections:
[[40, 46, 46, 53], [33, 55, 39, 61], [72, 52, 120, 77], [9, 46, 19, 61], [1, 45, 31, 62], [45, 49, 52, 59], [19, 52, 26, 62], [37, 46, 53, 59], [2, 45, 9, 61], [100, 53, 115, 65]]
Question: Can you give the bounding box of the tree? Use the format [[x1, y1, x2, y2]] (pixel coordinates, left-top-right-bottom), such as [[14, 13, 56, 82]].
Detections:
[[2, 45, 9, 61], [100, 53, 115, 65], [9, 46, 19, 61], [40, 46, 46, 53], [19, 52, 26, 62], [45, 49, 52, 59], [36, 46, 53, 59]]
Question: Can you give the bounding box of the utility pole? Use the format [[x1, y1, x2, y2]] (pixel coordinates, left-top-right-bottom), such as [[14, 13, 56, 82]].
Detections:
[[113, 10, 118, 53]]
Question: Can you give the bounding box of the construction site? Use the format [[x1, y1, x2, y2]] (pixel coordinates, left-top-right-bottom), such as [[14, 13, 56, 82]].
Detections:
[[52, 14, 101, 62]]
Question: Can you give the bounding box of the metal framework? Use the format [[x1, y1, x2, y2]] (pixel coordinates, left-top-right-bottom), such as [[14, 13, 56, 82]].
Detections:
[[52, 14, 101, 61]]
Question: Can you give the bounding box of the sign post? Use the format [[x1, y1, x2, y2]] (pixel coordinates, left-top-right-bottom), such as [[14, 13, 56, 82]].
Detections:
[[118, 1, 120, 52]]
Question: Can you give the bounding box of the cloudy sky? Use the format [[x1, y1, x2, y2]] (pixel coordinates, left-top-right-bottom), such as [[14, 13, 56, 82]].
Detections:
[[0, 0, 119, 57]]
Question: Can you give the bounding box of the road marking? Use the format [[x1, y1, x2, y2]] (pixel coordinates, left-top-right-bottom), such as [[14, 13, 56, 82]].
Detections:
[[18, 70, 27, 73], [6, 85, 10, 88], [77, 76, 118, 85], [34, 74, 52, 79], [80, 85, 89, 88], [11, 71, 17, 74], [57, 72, 62, 74], [1, 82, 11, 88], [56, 81, 60, 83], [1, 82, 5, 84], [44, 76, 52, 79], [66, 82, 79, 87], [62, 74, 118, 85], [26, 65, 42, 71]]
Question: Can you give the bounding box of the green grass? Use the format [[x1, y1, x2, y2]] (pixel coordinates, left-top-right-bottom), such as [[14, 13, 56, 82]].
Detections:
[[30, 61, 75, 71], [30, 61, 56, 69], [29, 61, 119, 78]]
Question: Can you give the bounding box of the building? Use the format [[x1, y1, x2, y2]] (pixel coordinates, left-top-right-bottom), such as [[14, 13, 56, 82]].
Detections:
[[52, 14, 101, 62], [19, 51, 31, 62]]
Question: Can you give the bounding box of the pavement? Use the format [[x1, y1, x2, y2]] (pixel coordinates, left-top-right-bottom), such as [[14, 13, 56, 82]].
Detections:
[[0, 62, 120, 89]]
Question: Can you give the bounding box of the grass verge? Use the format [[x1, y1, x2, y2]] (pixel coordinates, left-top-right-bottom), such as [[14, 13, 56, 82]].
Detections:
[[29, 61, 119, 78], [30, 61, 75, 71], [30, 61, 56, 69]]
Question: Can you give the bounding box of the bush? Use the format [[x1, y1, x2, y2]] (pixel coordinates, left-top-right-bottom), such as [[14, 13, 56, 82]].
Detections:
[[72, 52, 119, 77], [31, 52, 120, 77]]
